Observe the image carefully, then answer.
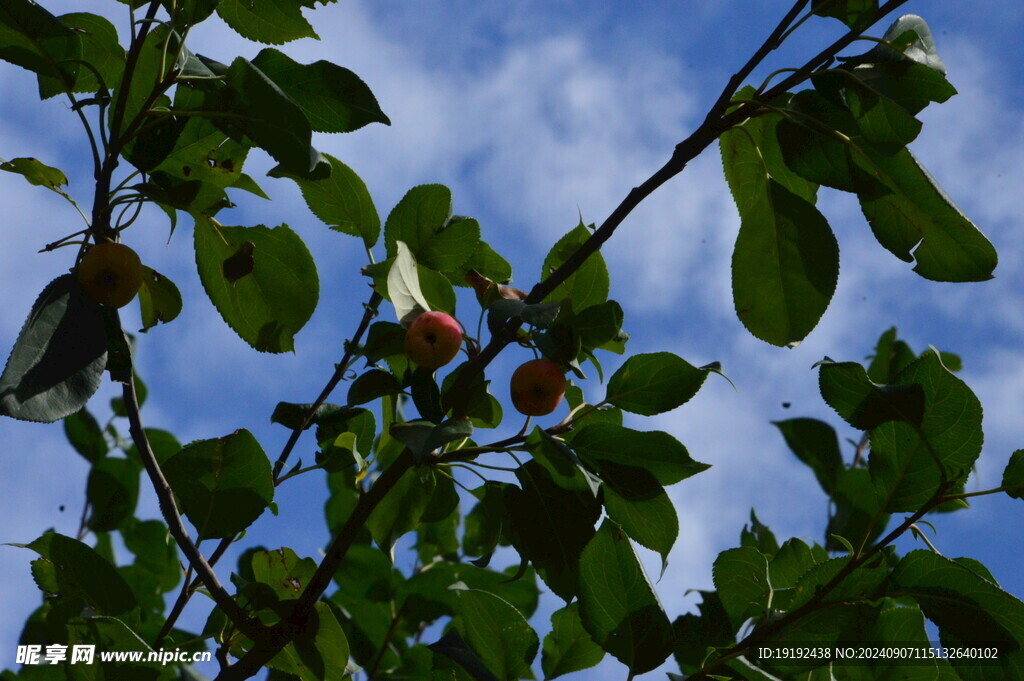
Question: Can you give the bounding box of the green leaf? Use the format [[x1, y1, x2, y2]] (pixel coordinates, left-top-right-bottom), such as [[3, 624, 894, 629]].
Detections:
[[418, 264, 458, 315], [566, 301, 624, 351], [451, 587, 539, 681], [869, 352, 983, 511], [541, 602, 604, 680], [0, 274, 107, 423], [768, 538, 822, 610], [524, 427, 599, 496], [348, 369, 403, 406], [713, 546, 771, 630], [577, 520, 674, 675], [128, 427, 182, 466], [779, 91, 996, 282], [194, 218, 319, 353], [384, 185, 452, 257], [252, 48, 390, 132], [571, 423, 710, 486], [250, 547, 318, 602], [87, 457, 141, 532], [383, 188, 480, 276], [384, 242, 432, 323], [726, 91, 819, 203], [399, 562, 540, 625], [672, 592, 734, 676], [740, 509, 779, 557], [598, 461, 677, 569], [605, 352, 710, 415], [164, 0, 222, 26], [0, 0, 81, 96], [429, 629, 501, 681], [138, 266, 182, 332], [162, 429, 274, 539], [827, 467, 889, 552], [541, 222, 609, 312], [121, 518, 181, 592], [419, 217, 481, 274], [114, 25, 176, 151], [417, 492, 459, 562], [197, 57, 327, 178], [818, 358, 925, 430], [368, 464, 436, 559], [39, 12, 124, 98], [456, 240, 513, 287], [773, 418, 843, 495], [275, 602, 350, 681], [13, 531, 137, 615], [216, 0, 317, 45], [63, 408, 107, 463], [390, 418, 473, 462], [811, 0, 877, 30], [866, 326, 915, 383], [846, 60, 957, 115], [505, 461, 601, 601], [463, 482, 508, 560], [787, 554, 888, 612], [812, 71, 922, 154], [151, 86, 251, 197], [0, 157, 67, 188], [273, 153, 379, 247], [859, 146, 998, 283], [725, 162, 838, 346], [1003, 450, 1024, 500], [892, 550, 1024, 677]]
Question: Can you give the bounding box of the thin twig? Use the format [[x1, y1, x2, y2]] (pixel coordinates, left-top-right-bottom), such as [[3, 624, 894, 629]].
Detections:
[[272, 290, 384, 479]]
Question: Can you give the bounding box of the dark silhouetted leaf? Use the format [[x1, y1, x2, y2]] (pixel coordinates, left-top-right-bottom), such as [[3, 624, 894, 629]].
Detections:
[[0, 275, 107, 423], [541, 602, 604, 680], [773, 418, 843, 495], [252, 48, 389, 133]]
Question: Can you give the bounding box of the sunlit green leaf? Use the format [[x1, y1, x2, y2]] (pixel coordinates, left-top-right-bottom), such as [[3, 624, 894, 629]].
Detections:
[[194, 217, 319, 353]]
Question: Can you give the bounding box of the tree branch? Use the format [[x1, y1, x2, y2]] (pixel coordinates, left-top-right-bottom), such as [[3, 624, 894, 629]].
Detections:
[[119, 325, 268, 646], [203, 1, 917, 677], [214, 450, 416, 681], [151, 289, 383, 646]]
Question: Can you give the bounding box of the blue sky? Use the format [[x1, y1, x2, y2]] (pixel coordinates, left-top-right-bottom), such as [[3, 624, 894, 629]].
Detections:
[[1, 1, 1023, 678]]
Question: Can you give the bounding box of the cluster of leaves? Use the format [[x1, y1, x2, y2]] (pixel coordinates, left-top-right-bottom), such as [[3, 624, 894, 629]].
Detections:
[[673, 327, 1024, 680], [2, 1, 1023, 681], [721, 14, 996, 348]]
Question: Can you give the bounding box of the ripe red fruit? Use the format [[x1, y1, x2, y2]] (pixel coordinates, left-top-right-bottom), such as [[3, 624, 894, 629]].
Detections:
[[75, 242, 144, 308], [403, 311, 464, 370], [510, 358, 567, 416]]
